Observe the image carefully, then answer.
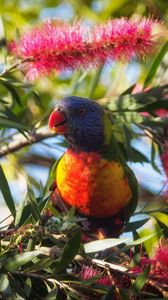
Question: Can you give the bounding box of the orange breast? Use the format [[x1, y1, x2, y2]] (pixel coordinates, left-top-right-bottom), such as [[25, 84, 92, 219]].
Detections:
[[56, 149, 132, 217]]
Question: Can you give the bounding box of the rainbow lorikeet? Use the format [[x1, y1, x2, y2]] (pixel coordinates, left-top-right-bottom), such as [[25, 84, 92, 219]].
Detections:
[[48, 96, 138, 237]]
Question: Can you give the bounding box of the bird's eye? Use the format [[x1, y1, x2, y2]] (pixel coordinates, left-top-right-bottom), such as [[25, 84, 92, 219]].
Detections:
[[79, 108, 87, 116]]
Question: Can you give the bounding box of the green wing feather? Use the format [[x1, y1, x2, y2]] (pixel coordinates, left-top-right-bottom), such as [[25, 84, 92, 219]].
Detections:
[[102, 111, 139, 225], [122, 165, 138, 225]]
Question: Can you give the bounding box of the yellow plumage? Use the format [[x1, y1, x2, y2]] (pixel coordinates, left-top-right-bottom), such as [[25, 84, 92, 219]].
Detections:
[[56, 149, 132, 217]]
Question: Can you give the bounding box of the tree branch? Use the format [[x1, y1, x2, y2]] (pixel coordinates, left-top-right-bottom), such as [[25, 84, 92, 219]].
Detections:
[[0, 129, 55, 158]]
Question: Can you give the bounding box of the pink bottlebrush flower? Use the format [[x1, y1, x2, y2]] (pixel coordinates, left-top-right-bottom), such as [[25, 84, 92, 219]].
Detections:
[[152, 238, 168, 268], [91, 18, 159, 62], [150, 238, 168, 285], [80, 265, 131, 289], [80, 265, 111, 286], [9, 18, 163, 80], [130, 256, 152, 275], [155, 108, 168, 118], [131, 238, 168, 285], [9, 20, 86, 81]]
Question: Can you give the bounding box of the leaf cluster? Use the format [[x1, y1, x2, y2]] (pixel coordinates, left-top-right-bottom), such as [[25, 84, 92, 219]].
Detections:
[[0, 167, 168, 299]]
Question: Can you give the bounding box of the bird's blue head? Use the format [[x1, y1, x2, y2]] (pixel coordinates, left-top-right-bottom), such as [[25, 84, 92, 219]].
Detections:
[[49, 96, 106, 152]]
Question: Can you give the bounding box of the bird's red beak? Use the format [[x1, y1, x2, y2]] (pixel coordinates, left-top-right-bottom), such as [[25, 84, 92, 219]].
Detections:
[[48, 110, 67, 134]]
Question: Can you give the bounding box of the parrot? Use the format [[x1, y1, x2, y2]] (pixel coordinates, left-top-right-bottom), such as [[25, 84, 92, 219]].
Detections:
[[48, 96, 138, 238]]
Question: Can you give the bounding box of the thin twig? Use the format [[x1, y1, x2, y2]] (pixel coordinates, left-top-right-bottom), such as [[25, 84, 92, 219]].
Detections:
[[147, 279, 168, 298], [11, 271, 84, 297], [136, 123, 166, 145], [0, 58, 32, 77], [0, 129, 55, 158]]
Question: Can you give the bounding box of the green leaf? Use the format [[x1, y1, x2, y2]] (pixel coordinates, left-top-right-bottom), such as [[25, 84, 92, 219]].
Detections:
[[47, 159, 61, 191], [117, 289, 130, 300], [126, 218, 149, 232], [130, 232, 158, 246], [137, 219, 161, 256], [4, 250, 41, 272], [129, 148, 149, 163], [44, 287, 58, 300], [8, 276, 26, 298], [142, 119, 166, 128], [150, 212, 168, 226], [121, 84, 136, 95], [32, 90, 45, 109], [14, 196, 27, 226], [24, 278, 32, 298], [0, 116, 28, 130], [121, 231, 159, 254], [26, 238, 36, 252], [27, 185, 42, 223], [14, 203, 33, 226], [88, 65, 103, 98], [151, 141, 161, 174], [55, 230, 81, 273], [47, 202, 61, 218], [132, 266, 150, 293], [0, 274, 11, 294], [84, 238, 129, 253], [106, 84, 168, 113], [122, 124, 134, 160], [0, 79, 22, 106], [101, 287, 115, 300], [71, 71, 88, 94], [25, 256, 54, 272], [65, 206, 76, 219], [138, 100, 168, 113], [4, 83, 22, 106], [143, 41, 168, 88], [0, 164, 16, 217], [139, 201, 167, 214]]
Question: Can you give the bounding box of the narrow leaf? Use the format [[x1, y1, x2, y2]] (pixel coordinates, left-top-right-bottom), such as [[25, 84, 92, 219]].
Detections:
[[25, 257, 54, 272], [4, 251, 40, 272], [14, 196, 27, 226], [0, 116, 28, 130], [0, 80, 22, 106], [27, 185, 42, 223], [55, 230, 81, 273], [130, 232, 158, 246], [132, 266, 150, 293], [84, 238, 129, 253], [44, 287, 58, 300], [47, 202, 60, 218], [101, 287, 115, 300], [0, 274, 11, 294], [88, 65, 103, 98], [0, 164, 16, 217], [144, 41, 168, 88], [121, 84, 136, 95], [151, 141, 161, 174], [24, 278, 32, 298], [65, 206, 76, 219], [150, 212, 168, 226], [126, 218, 149, 232]]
